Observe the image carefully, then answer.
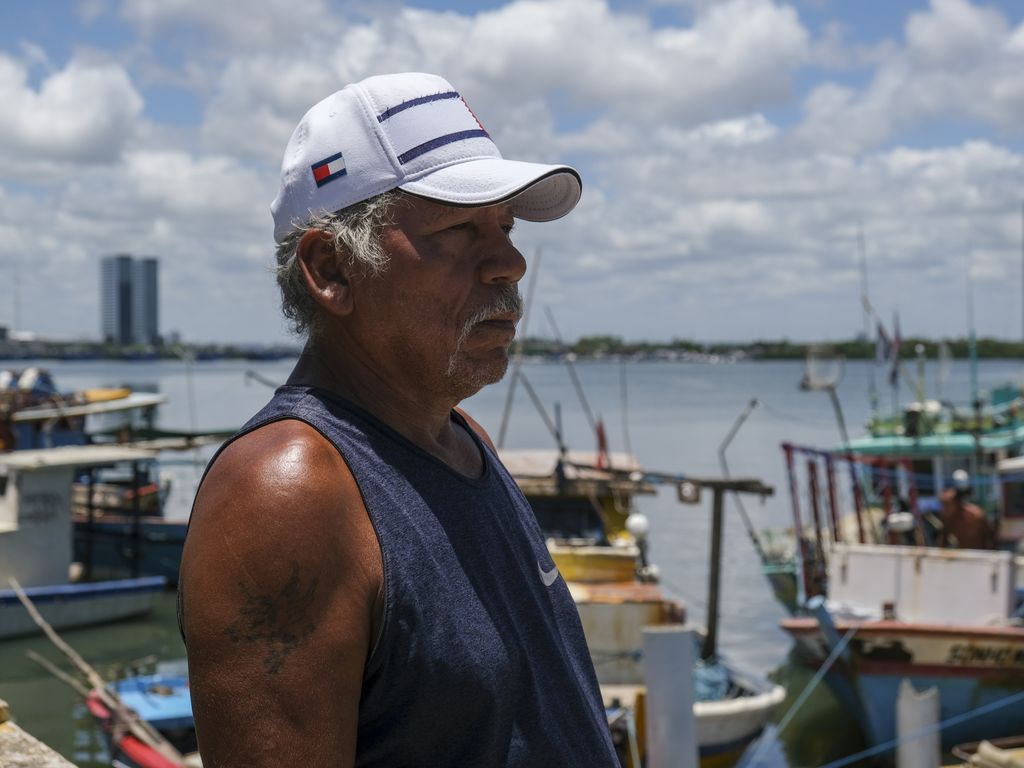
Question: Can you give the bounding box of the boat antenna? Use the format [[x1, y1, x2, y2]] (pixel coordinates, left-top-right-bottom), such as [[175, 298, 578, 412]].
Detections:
[[717, 397, 766, 559], [967, 258, 979, 406], [497, 246, 542, 449], [244, 369, 279, 389], [514, 368, 566, 455], [800, 345, 851, 450], [619, 357, 633, 456], [544, 306, 598, 435], [937, 341, 952, 400], [858, 222, 877, 414]]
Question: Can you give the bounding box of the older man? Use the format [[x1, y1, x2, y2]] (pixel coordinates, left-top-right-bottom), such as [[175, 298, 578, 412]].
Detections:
[[178, 73, 618, 767]]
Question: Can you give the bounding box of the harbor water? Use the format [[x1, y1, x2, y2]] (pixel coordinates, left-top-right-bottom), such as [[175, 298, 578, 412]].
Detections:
[[1, 356, 1020, 766]]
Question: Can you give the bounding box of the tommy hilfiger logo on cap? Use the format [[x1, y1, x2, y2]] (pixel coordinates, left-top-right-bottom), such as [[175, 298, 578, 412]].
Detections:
[[311, 152, 347, 188]]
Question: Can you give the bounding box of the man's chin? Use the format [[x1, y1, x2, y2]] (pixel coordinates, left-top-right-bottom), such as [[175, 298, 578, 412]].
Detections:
[[444, 351, 510, 398]]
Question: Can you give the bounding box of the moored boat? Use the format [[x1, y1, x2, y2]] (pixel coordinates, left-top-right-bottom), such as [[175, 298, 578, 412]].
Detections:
[[779, 534, 1024, 752], [0, 444, 167, 640], [512, 450, 785, 767], [86, 667, 201, 768]]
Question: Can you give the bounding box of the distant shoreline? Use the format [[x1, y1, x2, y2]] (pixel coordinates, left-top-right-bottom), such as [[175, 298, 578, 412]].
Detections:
[[0, 335, 1021, 362]]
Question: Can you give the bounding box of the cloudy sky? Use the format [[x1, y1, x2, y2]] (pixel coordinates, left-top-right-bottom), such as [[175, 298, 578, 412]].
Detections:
[[1, 0, 1023, 345]]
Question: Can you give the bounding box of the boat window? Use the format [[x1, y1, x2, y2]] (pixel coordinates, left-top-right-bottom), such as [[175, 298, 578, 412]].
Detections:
[[527, 495, 607, 544], [1004, 479, 1024, 519], [910, 459, 935, 496]]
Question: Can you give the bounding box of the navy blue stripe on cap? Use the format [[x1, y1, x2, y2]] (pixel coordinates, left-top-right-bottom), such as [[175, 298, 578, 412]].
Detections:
[[378, 91, 460, 122], [397, 129, 490, 165]]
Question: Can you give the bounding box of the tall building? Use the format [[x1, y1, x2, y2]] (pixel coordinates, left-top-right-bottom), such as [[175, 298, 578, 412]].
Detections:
[[100, 254, 160, 345]]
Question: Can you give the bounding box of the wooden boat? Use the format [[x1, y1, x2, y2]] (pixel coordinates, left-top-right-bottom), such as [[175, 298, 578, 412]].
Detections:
[[86, 668, 201, 768], [11, 583, 198, 768], [762, 384, 1024, 617], [503, 449, 785, 767], [771, 439, 1024, 753], [1, 366, 167, 451], [780, 539, 1024, 752], [0, 445, 167, 640]]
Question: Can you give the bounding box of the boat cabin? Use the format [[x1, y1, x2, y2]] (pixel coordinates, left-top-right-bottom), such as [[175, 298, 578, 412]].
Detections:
[[0, 445, 158, 588]]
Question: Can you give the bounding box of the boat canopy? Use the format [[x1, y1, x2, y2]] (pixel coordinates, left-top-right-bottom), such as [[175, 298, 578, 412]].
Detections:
[[845, 423, 1024, 458], [0, 445, 158, 471]]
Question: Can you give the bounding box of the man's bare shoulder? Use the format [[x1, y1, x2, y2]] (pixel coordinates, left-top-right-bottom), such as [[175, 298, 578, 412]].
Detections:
[[180, 419, 380, 765], [182, 417, 381, 628]]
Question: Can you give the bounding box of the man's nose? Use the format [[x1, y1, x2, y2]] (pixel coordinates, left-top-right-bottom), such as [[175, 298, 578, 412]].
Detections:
[[480, 232, 527, 285]]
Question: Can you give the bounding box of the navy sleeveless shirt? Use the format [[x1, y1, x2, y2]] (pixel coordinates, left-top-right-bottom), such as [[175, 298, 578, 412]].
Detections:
[[183, 385, 618, 767]]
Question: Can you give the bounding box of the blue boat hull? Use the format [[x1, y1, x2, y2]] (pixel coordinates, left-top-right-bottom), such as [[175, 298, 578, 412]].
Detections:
[[0, 577, 166, 640], [852, 671, 1024, 749]]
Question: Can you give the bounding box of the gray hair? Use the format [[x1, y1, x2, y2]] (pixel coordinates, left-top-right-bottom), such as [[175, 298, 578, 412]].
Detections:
[[273, 190, 404, 337]]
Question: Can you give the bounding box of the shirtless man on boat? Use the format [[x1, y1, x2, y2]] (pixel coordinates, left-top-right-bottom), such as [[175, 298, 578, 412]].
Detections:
[[178, 73, 619, 767], [939, 469, 996, 550]]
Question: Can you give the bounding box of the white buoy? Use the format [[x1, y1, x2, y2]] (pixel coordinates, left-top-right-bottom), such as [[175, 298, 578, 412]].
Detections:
[[642, 624, 698, 768], [896, 679, 940, 768]]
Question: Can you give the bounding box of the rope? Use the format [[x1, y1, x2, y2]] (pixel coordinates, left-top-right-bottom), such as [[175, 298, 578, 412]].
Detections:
[[626, 708, 642, 768], [819, 687, 1024, 768], [745, 624, 859, 766]]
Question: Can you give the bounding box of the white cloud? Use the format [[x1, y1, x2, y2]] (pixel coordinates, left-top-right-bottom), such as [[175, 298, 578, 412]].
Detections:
[[796, 0, 1024, 153], [197, 0, 809, 164], [2, 0, 1023, 344], [117, 0, 341, 49], [0, 54, 143, 172]]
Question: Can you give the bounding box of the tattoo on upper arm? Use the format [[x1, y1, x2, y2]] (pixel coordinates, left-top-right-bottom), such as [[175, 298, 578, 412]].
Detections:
[[225, 561, 319, 675]]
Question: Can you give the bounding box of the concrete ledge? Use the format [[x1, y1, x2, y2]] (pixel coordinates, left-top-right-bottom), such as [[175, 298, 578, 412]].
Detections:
[[0, 698, 77, 768]]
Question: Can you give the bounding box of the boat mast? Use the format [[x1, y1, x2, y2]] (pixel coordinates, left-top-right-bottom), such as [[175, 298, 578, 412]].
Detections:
[[859, 223, 877, 414]]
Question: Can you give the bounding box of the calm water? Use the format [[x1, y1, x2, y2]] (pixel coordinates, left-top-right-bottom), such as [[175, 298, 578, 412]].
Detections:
[[2, 356, 1021, 766]]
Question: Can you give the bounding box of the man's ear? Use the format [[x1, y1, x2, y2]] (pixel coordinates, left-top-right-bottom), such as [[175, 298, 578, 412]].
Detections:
[[296, 229, 355, 318]]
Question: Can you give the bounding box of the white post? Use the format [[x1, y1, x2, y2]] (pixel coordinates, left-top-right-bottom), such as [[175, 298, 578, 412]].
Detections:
[[642, 624, 698, 768], [897, 679, 940, 768]]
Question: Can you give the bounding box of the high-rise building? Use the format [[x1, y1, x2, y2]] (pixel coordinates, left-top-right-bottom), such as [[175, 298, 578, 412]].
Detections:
[[100, 254, 160, 345]]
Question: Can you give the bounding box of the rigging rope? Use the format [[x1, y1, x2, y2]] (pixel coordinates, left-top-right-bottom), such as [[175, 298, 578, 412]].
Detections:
[[819, 688, 1024, 768]]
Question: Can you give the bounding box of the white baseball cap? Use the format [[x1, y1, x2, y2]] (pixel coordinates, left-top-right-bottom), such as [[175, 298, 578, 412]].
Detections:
[[271, 72, 582, 243]]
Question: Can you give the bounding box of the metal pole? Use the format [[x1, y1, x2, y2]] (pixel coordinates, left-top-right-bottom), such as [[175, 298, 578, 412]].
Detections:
[[848, 457, 867, 544], [131, 462, 142, 579], [784, 443, 811, 605], [807, 458, 826, 594], [85, 469, 96, 580], [902, 459, 925, 546], [701, 485, 725, 660], [497, 247, 542, 449], [824, 453, 842, 543], [828, 386, 852, 451], [718, 398, 765, 558]]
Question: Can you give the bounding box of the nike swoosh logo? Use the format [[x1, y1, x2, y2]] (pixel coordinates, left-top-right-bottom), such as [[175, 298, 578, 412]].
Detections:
[[538, 561, 559, 587]]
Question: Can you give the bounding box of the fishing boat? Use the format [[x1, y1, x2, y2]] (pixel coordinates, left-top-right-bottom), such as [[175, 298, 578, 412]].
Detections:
[[70, 433, 226, 585], [86, 666, 201, 768], [761, 383, 1024, 616], [506, 448, 785, 767], [12, 585, 199, 768], [0, 444, 167, 640], [1, 366, 167, 450], [774, 444, 1024, 754]]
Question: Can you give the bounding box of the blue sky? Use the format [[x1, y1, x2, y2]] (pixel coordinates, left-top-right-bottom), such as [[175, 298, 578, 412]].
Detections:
[[1, 0, 1023, 344]]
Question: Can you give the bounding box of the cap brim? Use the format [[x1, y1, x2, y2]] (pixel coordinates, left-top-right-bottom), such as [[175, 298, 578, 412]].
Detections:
[[399, 158, 581, 221]]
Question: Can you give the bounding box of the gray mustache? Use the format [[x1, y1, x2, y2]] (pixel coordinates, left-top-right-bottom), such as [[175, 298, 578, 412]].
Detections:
[[463, 286, 524, 331]]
